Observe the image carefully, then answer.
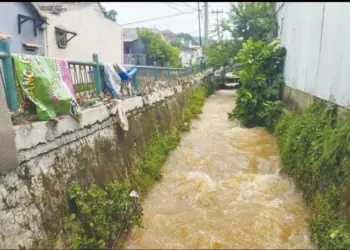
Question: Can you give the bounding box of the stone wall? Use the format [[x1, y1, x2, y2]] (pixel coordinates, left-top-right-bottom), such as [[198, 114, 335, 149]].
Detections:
[[0, 78, 197, 248]]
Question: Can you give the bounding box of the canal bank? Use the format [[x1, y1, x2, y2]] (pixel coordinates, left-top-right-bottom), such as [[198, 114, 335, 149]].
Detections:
[[125, 90, 315, 249]]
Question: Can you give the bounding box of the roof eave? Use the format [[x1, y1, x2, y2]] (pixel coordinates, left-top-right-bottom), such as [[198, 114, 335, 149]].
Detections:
[[29, 2, 48, 20]]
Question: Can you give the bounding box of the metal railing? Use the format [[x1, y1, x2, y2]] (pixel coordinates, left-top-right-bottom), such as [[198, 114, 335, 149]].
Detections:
[[0, 39, 204, 112]]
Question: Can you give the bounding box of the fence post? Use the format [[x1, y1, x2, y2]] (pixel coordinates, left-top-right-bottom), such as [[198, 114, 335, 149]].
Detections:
[[0, 40, 18, 112], [166, 63, 171, 81], [153, 61, 158, 81], [132, 59, 139, 93], [92, 53, 102, 95]]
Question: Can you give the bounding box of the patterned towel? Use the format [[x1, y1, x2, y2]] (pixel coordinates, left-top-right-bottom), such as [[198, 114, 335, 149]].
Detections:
[[103, 63, 121, 98]]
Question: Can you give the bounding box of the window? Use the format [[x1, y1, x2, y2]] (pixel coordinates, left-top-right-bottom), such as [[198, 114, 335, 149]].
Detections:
[[55, 29, 67, 49], [54, 26, 77, 49]]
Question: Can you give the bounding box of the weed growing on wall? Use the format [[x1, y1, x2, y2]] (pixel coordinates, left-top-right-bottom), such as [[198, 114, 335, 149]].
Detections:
[[63, 85, 208, 249], [63, 181, 142, 249], [180, 85, 207, 132], [200, 80, 215, 97], [132, 85, 207, 193], [228, 38, 286, 129], [274, 101, 350, 249]]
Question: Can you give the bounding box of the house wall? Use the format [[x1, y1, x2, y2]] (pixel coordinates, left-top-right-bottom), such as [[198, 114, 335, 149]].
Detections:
[[127, 40, 153, 65], [277, 2, 350, 109], [181, 48, 196, 67], [45, 5, 123, 63], [0, 2, 44, 174], [0, 2, 45, 55], [129, 39, 145, 54]]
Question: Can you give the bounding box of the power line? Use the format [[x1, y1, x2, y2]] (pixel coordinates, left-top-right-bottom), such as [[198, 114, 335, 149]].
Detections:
[[182, 2, 198, 11], [164, 2, 183, 13], [122, 11, 196, 25]]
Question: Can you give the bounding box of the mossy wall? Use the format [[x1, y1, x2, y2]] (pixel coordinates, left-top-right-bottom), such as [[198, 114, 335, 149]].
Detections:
[[0, 83, 195, 249]]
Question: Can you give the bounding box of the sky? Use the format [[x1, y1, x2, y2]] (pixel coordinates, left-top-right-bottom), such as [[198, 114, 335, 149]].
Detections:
[[100, 2, 233, 40]]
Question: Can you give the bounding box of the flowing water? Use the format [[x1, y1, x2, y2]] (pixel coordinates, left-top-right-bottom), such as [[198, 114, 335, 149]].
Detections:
[[126, 90, 315, 249]]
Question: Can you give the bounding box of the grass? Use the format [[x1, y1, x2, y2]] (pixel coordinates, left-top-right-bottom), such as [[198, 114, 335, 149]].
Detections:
[[131, 84, 208, 196], [274, 100, 350, 249]]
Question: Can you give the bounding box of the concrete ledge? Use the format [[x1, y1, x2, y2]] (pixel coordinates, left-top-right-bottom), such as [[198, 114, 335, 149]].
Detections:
[[282, 85, 315, 113], [14, 84, 191, 164], [283, 84, 349, 117]]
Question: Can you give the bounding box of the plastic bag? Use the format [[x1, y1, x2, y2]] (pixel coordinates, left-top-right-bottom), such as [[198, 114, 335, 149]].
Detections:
[[13, 54, 82, 121]]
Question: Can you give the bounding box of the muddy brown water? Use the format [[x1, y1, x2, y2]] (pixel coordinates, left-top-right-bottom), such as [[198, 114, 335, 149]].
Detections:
[[126, 90, 315, 249]]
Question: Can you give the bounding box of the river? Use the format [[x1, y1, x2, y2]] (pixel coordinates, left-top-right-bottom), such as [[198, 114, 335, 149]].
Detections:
[[126, 90, 315, 249]]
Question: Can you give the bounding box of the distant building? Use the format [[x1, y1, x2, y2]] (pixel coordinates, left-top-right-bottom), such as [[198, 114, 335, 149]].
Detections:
[[34, 2, 123, 63], [180, 39, 203, 67], [123, 28, 164, 65]]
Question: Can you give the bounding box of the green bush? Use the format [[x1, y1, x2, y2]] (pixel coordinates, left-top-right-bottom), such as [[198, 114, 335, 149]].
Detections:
[[131, 85, 207, 194], [131, 130, 181, 197], [274, 101, 350, 249], [200, 80, 214, 97], [63, 181, 141, 249], [228, 38, 286, 129]]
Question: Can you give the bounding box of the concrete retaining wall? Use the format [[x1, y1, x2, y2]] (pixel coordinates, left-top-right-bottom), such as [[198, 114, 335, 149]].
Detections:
[[0, 78, 197, 248]]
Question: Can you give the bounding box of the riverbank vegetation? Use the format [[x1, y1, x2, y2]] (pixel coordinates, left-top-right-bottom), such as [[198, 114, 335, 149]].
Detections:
[[274, 102, 350, 249], [62, 84, 208, 249], [205, 2, 350, 248], [203, 2, 285, 130]]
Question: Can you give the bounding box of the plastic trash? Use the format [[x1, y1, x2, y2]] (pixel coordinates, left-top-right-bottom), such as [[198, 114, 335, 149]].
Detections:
[[129, 190, 138, 198]]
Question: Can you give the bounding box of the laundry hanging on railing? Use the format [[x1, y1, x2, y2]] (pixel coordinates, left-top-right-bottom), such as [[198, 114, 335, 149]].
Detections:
[[12, 54, 82, 121], [115, 62, 137, 81], [103, 63, 122, 98]]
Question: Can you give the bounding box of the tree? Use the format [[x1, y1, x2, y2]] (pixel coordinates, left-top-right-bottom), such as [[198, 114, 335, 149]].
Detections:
[[137, 28, 181, 67], [170, 40, 184, 50], [203, 39, 241, 70], [226, 2, 278, 42]]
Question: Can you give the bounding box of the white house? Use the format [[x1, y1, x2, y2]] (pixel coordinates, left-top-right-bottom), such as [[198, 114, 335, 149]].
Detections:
[[179, 38, 202, 67], [35, 2, 123, 63]]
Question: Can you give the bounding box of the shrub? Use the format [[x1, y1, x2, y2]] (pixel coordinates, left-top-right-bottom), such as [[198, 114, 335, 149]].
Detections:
[[274, 101, 350, 249], [63, 181, 141, 249], [228, 38, 286, 129]]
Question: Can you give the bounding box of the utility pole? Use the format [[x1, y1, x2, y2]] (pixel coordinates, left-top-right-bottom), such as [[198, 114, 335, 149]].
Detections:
[[212, 9, 224, 41], [197, 2, 202, 47], [204, 2, 208, 46]]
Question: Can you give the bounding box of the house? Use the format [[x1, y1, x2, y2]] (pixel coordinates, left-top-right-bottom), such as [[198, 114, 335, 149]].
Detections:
[[0, 2, 47, 55], [34, 2, 123, 63], [159, 30, 203, 67], [179, 39, 202, 67], [160, 29, 178, 45], [123, 28, 165, 65]]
